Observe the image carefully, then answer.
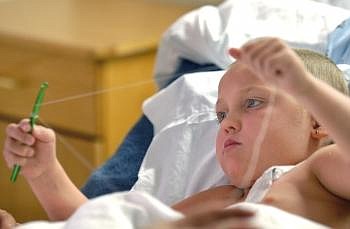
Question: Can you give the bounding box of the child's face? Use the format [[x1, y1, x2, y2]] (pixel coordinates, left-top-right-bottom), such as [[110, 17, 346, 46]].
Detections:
[[216, 63, 314, 188]]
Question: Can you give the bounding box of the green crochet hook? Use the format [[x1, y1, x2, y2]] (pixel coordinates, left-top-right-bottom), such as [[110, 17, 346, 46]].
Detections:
[[10, 82, 48, 182]]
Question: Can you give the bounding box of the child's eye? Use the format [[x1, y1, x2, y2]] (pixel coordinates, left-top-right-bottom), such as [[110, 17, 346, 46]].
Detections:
[[216, 111, 227, 123], [245, 98, 263, 109]]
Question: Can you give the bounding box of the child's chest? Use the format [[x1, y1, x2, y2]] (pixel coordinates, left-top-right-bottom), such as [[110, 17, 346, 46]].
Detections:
[[260, 165, 350, 228]]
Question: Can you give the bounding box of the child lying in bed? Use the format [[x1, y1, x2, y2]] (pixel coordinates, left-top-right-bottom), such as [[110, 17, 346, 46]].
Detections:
[[172, 37, 350, 228], [2, 37, 350, 228]]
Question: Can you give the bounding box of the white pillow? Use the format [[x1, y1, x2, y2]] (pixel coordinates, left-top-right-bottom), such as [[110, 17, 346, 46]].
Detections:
[[154, 0, 350, 88], [312, 0, 350, 9], [132, 70, 229, 205]]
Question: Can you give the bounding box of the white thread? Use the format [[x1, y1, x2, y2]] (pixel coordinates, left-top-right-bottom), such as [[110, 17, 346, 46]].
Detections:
[[39, 118, 95, 171], [42, 79, 156, 106], [36, 74, 275, 188], [239, 86, 277, 188], [36, 77, 170, 172]]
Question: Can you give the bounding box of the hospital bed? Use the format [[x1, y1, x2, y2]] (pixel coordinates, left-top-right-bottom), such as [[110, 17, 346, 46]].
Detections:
[[82, 0, 350, 205], [18, 0, 350, 228]]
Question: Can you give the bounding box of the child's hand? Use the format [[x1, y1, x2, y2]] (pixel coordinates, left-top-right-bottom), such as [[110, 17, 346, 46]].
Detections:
[[229, 37, 311, 95], [3, 119, 57, 181], [0, 209, 17, 229]]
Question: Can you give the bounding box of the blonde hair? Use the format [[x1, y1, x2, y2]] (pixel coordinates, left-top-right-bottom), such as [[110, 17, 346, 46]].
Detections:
[[294, 49, 348, 146], [293, 49, 349, 96]]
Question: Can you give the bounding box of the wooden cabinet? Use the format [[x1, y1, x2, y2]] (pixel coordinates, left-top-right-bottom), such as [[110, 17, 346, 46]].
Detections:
[[0, 0, 197, 222]]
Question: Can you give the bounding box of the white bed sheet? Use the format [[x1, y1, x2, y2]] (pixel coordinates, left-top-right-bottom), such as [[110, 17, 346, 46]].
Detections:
[[17, 191, 328, 229]]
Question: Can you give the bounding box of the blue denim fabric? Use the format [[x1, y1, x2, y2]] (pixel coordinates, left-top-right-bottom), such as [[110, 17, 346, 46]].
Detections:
[[327, 17, 350, 64], [81, 115, 153, 198], [164, 59, 222, 88], [81, 59, 220, 198]]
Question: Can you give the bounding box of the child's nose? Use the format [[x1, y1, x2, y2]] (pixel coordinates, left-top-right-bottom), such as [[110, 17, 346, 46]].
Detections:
[[222, 115, 241, 134], [225, 126, 237, 134]]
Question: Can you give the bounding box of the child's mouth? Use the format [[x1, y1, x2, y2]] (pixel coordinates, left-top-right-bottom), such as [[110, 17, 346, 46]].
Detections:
[[224, 139, 242, 149]]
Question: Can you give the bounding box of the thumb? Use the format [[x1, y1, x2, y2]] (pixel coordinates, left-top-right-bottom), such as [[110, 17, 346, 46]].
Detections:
[[228, 48, 241, 59], [32, 125, 55, 143]]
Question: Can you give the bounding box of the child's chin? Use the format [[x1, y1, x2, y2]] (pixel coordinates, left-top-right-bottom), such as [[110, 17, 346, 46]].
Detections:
[[228, 172, 256, 189]]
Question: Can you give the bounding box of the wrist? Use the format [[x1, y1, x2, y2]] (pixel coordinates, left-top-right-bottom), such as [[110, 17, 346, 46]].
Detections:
[[286, 72, 315, 99], [27, 158, 62, 186]]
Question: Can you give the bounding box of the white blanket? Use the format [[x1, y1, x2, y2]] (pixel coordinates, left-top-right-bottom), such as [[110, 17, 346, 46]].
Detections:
[[17, 191, 328, 229], [154, 0, 350, 88]]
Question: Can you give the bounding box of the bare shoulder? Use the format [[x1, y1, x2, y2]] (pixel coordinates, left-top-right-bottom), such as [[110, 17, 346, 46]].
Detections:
[[172, 185, 243, 215], [308, 144, 347, 170], [308, 144, 339, 163], [308, 144, 350, 200]]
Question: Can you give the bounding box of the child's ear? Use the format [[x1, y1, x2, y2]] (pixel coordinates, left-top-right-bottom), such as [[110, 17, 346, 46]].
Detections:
[[311, 118, 328, 139]]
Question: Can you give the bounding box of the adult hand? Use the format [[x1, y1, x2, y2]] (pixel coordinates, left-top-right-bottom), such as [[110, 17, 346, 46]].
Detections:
[[151, 207, 257, 229], [0, 209, 17, 229]]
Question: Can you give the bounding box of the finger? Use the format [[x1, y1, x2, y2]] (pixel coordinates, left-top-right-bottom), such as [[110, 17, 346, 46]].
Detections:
[[183, 199, 232, 217], [211, 217, 258, 229], [241, 38, 274, 65], [239, 43, 255, 67], [241, 38, 264, 53], [204, 208, 255, 222], [32, 125, 55, 143], [258, 42, 285, 78], [228, 48, 242, 60], [265, 51, 291, 78], [254, 39, 285, 77], [19, 119, 31, 132], [248, 38, 272, 61], [241, 37, 269, 55], [239, 42, 260, 70], [6, 123, 35, 146], [175, 208, 254, 227], [3, 149, 28, 168], [248, 39, 274, 74], [5, 138, 34, 157], [221, 208, 255, 217]]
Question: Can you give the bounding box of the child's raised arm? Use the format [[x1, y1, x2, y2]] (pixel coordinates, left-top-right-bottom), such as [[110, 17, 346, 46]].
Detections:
[[229, 37, 350, 200], [3, 119, 88, 220]]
